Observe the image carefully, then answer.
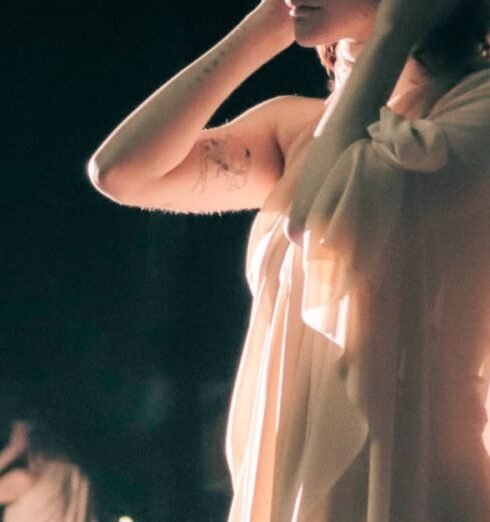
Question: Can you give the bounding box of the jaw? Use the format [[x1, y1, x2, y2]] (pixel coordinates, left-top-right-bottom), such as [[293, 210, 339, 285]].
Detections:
[[293, 9, 376, 48]]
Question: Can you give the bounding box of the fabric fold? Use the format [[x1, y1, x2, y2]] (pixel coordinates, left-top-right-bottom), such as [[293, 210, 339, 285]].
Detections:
[[301, 138, 406, 314], [367, 106, 448, 172], [226, 41, 490, 522], [296, 136, 409, 521]]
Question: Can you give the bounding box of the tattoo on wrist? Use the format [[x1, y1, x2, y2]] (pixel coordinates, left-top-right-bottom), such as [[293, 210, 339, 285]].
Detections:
[[191, 135, 251, 194], [190, 25, 249, 89]]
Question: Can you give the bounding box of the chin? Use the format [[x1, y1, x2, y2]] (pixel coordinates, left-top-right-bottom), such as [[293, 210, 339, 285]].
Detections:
[[294, 35, 319, 48], [294, 31, 335, 49], [293, 15, 372, 48]]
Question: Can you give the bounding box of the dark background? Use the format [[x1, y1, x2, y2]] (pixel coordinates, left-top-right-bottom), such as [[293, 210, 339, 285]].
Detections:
[[2, 1, 326, 520]]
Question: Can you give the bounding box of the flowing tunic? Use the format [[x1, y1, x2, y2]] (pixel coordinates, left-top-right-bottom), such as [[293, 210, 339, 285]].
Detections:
[[226, 40, 490, 522]]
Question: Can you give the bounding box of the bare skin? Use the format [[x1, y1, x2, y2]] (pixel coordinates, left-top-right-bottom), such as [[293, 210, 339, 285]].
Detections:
[[192, 136, 252, 195], [0, 422, 29, 473], [285, 0, 463, 243], [0, 470, 34, 505], [87, 0, 490, 517], [0, 423, 35, 505], [87, 0, 462, 215], [87, 0, 302, 213]]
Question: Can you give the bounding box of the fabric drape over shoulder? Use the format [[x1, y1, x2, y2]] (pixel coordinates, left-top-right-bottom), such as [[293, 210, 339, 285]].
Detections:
[[226, 41, 490, 522]]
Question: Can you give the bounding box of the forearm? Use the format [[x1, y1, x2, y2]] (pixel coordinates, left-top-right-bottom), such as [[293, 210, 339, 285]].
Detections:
[[307, 26, 414, 185], [88, 8, 291, 186], [0, 446, 22, 473], [0, 436, 27, 473], [327, 30, 412, 134], [287, 26, 416, 241]]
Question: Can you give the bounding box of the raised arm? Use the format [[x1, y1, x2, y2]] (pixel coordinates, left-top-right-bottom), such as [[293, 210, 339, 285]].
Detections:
[[0, 422, 29, 474], [286, 0, 462, 244], [87, 0, 297, 211]]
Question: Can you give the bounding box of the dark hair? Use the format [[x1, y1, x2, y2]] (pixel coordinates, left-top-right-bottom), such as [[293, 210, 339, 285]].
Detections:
[[0, 380, 66, 461], [317, 0, 490, 81]]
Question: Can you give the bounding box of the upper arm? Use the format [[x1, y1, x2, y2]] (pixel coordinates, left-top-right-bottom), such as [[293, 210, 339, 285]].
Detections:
[[99, 95, 325, 214], [0, 469, 33, 504]]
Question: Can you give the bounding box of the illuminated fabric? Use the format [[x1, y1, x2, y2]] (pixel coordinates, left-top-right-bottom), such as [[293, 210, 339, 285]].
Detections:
[[226, 40, 490, 521]]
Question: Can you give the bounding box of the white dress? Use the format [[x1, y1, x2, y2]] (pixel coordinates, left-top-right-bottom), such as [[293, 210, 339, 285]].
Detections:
[[225, 39, 490, 521]]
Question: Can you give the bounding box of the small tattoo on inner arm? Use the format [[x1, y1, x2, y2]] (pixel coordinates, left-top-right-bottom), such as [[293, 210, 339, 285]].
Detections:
[[191, 135, 252, 195]]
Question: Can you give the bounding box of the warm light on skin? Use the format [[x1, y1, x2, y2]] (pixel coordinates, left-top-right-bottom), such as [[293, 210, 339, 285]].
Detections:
[[283, 0, 378, 48], [485, 393, 490, 455]]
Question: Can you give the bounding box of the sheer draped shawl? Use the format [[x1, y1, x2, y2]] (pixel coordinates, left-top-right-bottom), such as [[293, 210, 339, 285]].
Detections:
[[226, 43, 490, 521]]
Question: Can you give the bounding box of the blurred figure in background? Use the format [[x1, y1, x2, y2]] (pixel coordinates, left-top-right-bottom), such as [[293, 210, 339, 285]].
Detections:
[[0, 411, 98, 522]]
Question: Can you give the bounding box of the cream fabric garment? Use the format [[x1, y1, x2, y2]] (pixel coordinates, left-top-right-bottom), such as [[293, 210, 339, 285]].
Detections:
[[226, 39, 490, 522], [3, 461, 96, 522]]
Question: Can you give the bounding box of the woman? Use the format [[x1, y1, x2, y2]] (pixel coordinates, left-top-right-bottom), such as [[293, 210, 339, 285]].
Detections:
[[87, 0, 490, 519], [0, 421, 98, 522]]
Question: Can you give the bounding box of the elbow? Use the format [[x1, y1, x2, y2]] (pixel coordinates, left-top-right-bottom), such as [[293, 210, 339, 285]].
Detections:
[[86, 155, 114, 196], [86, 155, 104, 189], [86, 155, 131, 204]]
